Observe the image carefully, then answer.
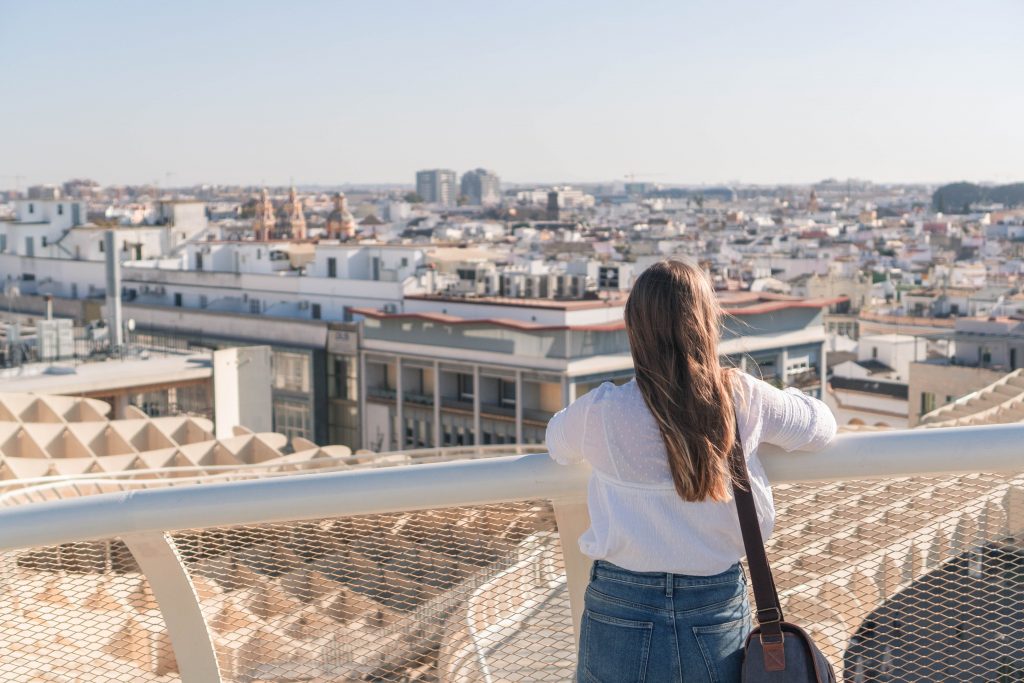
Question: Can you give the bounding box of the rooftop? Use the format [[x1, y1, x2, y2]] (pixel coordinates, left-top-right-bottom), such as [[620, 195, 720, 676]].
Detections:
[[0, 353, 213, 395]]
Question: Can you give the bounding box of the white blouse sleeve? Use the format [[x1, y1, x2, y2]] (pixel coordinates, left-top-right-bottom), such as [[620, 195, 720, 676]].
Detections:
[[545, 386, 602, 465], [754, 379, 837, 452]]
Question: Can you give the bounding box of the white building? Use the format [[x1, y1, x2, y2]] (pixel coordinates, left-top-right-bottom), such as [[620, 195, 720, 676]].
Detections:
[[0, 199, 87, 256]]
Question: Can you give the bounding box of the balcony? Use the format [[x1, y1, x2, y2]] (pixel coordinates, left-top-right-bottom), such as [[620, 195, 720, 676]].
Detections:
[[0, 424, 1023, 681], [368, 387, 555, 424]]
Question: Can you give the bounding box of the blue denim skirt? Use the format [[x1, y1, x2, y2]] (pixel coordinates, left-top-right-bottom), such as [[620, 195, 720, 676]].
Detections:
[[577, 560, 752, 682]]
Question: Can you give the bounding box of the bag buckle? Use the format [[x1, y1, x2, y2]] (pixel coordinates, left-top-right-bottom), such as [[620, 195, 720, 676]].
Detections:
[[756, 607, 782, 624]]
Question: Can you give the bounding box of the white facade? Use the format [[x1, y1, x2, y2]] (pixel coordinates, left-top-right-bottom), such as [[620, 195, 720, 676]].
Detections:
[[857, 334, 927, 382], [0, 199, 86, 256]]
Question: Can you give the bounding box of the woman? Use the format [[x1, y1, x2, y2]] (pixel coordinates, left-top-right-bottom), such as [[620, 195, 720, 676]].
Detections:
[[546, 259, 836, 683]]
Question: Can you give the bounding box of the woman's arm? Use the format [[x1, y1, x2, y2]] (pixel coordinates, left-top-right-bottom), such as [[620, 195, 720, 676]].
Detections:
[[756, 380, 838, 452], [545, 386, 602, 465]]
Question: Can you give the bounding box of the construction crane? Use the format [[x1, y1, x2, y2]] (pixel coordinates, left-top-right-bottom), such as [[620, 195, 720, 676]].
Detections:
[[0, 175, 26, 195], [624, 172, 670, 182]]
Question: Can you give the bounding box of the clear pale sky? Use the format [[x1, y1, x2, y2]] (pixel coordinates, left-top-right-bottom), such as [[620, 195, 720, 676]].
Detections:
[[1, 0, 1022, 188]]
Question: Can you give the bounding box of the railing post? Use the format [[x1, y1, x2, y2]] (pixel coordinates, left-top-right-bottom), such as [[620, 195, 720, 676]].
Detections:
[[552, 499, 591, 648], [122, 531, 222, 683]]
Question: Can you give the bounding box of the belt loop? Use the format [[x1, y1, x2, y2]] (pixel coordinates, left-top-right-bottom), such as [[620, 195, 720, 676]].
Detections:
[[589, 561, 597, 582], [665, 573, 673, 597]]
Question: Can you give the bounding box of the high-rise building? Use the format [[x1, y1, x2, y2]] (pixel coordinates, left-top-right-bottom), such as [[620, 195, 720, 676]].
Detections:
[[415, 169, 457, 206], [546, 191, 560, 220], [459, 168, 502, 206], [27, 185, 61, 200]]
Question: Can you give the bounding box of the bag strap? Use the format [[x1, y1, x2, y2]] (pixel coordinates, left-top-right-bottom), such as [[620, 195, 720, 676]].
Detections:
[[730, 415, 785, 644]]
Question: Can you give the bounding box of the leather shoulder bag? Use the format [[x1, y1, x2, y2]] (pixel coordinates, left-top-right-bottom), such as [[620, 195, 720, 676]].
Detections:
[[731, 419, 837, 682]]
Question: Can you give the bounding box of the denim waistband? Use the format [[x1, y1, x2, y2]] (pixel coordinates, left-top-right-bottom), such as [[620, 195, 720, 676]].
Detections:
[[590, 560, 744, 588]]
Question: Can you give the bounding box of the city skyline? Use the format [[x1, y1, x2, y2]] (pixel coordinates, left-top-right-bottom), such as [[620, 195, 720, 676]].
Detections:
[[2, 0, 1023, 187]]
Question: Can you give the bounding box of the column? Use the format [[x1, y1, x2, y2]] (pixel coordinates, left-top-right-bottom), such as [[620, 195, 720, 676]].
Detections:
[[819, 341, 827, 399], [433, 360, 441, 449], [359, 352, 367, 450], [514, 369, 523, 445], [561, 376, 577, 407], [776, 348, 788, 388], [395, 356, 403, 450], [113, 392, 129, 420], [472, 365, 481, 447]]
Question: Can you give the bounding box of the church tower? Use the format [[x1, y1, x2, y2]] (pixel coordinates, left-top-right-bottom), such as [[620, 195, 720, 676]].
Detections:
[[253, 188, 276, 241], [326, 193, 356, 239], [280, 186, 307, 239]]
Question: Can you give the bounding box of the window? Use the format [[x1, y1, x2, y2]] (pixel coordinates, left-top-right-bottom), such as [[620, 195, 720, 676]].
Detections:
[[41, 237, 48, 247], [196, 253, 203, 270], [1012, 348, 1018, 370], [311, 303, 321, 319], [199, 295, 208, 308], [331, 358, 352, 400], [499, 378, 516, 407], [950, 303, 960, 316], [173, 293, 183, 307], [872, 347, 878, 360], [57, 204, 63, 215], [274, 351, 311, 392], [457, 373, 475, 401], [401, 257, 409, 267], [327, 257, 337, 278], [249, 299, 260, 314], [981, 347, 992, 365], [99, 240, 104, 252], [257, 249, 262, 259], [28, 203, 34, 214], [921, 392, 936, 415], [274, 399, 311, 441]]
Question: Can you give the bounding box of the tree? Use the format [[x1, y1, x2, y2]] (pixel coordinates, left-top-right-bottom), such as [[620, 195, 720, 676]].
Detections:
[[403, 192, 423, 204]]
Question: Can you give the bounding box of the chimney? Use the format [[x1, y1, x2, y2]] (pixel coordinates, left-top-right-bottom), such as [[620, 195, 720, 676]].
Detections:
[[104, 231, 124, 349]]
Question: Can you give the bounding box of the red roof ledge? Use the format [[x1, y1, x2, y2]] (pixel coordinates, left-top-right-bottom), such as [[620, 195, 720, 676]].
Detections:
[[351, 306, 624, 332], [353, 296, 845, 333], [721, 295, 847, 316]]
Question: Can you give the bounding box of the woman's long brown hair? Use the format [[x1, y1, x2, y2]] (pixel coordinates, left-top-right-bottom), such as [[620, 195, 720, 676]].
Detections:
[[624, 259, 736, 502]]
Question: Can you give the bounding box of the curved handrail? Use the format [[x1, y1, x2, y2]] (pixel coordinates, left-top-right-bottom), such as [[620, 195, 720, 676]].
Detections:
[[1, 423, 1024, 552], [0, 443, 535, 492]]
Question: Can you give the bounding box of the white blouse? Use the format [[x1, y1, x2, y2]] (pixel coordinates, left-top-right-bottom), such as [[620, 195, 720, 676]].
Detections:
[[546, 372, 837, 576]]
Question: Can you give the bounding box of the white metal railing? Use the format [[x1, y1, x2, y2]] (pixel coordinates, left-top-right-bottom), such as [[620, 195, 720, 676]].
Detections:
[[0, 423, 1023, 681], [0, 443, 536, 503]]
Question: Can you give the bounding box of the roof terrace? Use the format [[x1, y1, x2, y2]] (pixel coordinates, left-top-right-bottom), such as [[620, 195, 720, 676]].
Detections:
[[0, 393, 1021, 682]]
